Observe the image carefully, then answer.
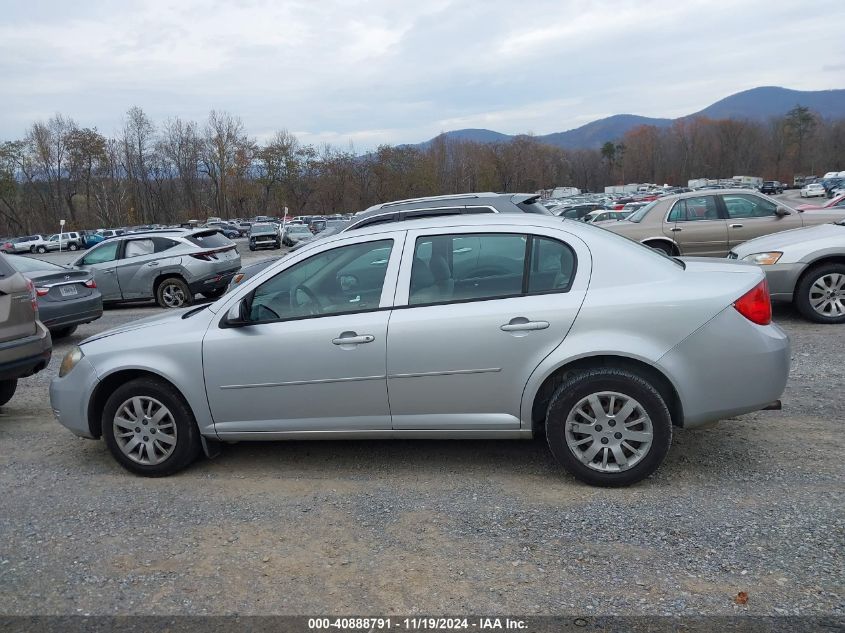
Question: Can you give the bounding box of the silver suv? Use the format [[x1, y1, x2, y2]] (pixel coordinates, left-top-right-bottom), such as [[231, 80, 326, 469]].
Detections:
[[70, 229, 241, 308]]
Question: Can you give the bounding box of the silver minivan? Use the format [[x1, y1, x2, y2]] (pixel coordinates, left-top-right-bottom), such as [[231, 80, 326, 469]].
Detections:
[[70, 229, 241, 308]]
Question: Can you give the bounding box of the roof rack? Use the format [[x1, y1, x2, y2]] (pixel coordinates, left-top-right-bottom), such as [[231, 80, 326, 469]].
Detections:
[[376, 192, 497, 209]]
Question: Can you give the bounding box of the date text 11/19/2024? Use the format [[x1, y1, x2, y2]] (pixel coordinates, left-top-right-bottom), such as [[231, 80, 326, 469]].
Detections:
[[308, 617, 528, 630]]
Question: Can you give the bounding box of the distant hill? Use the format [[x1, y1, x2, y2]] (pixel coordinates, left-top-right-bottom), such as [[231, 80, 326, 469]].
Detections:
[[419, 86, 845, 150]]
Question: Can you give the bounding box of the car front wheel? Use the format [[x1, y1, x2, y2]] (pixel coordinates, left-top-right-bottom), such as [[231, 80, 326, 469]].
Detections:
[[0, 379, 17, 406], [545, 368, 672, 486], [102, 377, 202, 476], [795, 263, 845, 324], [36, 246, 47, 253]]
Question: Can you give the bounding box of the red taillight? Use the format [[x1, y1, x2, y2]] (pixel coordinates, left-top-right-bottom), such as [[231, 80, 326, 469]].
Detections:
[[25, 279, 39, 314], [35, 287, 50, 297], [84, 279, 96, 289], [734, 279, 772, 325]]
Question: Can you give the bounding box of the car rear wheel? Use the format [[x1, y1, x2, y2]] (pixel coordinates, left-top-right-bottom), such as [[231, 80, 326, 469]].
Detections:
[[156, 277, 193, 309], [0, 379, 17, 406], [646, 242, 674, 256], [51, 325, 77, 339], [36, 246, 47, 254], [68, 243, 78, 251], [795, 263, 845, 324], [102, 377, 202, 476], [545, 368, 672, 486]]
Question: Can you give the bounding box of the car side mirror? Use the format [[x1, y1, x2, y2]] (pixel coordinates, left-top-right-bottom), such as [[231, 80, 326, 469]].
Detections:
[[223, 298, 251, 327], [775, 207, 790, 217]]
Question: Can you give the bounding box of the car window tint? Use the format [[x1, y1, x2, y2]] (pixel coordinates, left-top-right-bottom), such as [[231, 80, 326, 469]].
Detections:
[[124, 239, 155, 258], [671, 196, 718, 221], [527, 237, 576, 293], [250, 239, 393, 323], [722, 194, 777, 218], [409, 233, 526, 306], [81, 241, 119, 265], [152, 237, 179, 252], [187, 231, 233, 248]]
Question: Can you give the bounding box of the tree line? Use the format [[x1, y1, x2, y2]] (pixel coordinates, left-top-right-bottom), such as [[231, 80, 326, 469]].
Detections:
[[0, 104, 842, 235]]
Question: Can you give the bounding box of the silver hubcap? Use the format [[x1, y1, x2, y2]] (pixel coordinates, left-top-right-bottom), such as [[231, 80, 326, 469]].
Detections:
[[161, 283, 186, 307], [809, 273, 845, 317], [565, 391, 653, 473], [113, 396, 177, 465]]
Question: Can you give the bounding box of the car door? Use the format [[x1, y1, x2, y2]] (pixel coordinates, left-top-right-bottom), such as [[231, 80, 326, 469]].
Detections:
[[720, 193, 802, 249], [202, 232, 404, 435], [115, 237, 177, 299], [386, 227, 590, 431], [665, 195, 729, 256], [73, 240, 122, 300]]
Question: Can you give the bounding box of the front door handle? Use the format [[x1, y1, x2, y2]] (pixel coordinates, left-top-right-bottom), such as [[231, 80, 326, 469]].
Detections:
[[103, 269, 116, 275], [670, 227, 682, 232], [332, 333, 375, 345], [147, 261, 159, 267], [500, 319, 550, 332], [730, 223, 744, 228]]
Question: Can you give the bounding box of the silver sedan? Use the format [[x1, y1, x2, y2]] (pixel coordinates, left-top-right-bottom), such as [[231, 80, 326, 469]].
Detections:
[[50, 214, 790, 486], [730, 219, 845, 323]]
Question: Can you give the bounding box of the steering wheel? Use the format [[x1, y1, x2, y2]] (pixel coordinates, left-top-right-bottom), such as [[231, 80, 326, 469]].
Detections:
[[291, 283, 322, 315]]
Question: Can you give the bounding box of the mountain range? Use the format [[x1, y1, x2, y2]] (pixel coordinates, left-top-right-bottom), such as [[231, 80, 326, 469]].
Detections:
[[420, 87, 845, 150]]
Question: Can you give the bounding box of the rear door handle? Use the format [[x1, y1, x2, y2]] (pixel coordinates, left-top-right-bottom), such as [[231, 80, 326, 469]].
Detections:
[[147, 261, 159, 267], [670, 227, 682, 232], [730, 224, 744, 228], [500, 320, 550, 332], [332, 334, 375, 345], [103, 269, 116, 275]]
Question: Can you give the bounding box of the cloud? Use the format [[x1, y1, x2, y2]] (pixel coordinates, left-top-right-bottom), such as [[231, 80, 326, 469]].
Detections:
[[0, 0, 842, 149]]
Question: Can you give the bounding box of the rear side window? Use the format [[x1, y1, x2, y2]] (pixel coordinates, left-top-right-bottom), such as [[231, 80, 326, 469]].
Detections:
[[408, 233, 577, 306], [186, 231, 233, 248], [668, 196, 719, 222], [124, 239, 155, 258], [152, 237, 178, 252]]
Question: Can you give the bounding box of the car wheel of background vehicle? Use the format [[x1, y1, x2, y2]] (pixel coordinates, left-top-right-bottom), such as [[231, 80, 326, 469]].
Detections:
[[201, 287, 226, 299], [156, 277, 193, 309], [795, 263, 845, 324], [68, 243, 78, 251], [647, 242, 674, 256], [51, 325, 77, 339], [545, 368, 672, 487], [0, 379, 18, 406], [249, 244, 256, 251], [102, 377, 201, 477], [36, 246, 47, 254]]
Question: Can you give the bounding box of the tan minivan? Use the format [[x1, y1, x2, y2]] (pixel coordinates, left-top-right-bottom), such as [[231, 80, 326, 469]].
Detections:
[[0, 253, 52, 405]]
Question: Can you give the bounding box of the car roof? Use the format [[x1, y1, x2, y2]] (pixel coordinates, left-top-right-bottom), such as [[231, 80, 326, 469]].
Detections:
[[361, 192, 537, 214]]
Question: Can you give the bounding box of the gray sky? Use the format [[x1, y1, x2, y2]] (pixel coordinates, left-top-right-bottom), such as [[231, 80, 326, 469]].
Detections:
[[0, 0, 841, 149]]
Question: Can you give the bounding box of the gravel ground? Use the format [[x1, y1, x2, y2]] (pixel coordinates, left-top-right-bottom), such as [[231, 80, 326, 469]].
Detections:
[[0, 209, 843, 617]]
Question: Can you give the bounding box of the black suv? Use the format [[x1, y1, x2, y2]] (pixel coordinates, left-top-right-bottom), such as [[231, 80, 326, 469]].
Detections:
[[760, 181, 783, 195]]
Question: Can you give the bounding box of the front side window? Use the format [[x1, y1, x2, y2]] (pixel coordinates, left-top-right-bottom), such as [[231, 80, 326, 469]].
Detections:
[[249, 239, 393, 323], [722, 194, 777, 218], [81, 241, 119, 265]]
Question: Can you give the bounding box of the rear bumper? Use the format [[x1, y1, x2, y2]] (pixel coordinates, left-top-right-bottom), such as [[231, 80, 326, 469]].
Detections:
[[188, 268, 240, 294], [40, 293, 104, 329], [656, 307, 790, 428], [0, 321, 52, 380]]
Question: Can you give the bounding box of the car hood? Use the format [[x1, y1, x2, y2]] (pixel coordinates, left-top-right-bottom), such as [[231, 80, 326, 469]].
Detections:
[[732, 222, 845, 256], [80, 305, 208, 345]]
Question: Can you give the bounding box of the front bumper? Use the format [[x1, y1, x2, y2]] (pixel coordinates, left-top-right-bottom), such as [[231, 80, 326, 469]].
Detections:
[[657, 306, 790, 428], [49, 356, 100, 438], [761, 262, 807, 301], [40, 294, 104, 330]]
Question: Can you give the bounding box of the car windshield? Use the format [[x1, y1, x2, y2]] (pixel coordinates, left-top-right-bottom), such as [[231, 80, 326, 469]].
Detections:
[[251, 224, 276, 235], [625, 200, 659, 223], [8, 257, 65, 273]]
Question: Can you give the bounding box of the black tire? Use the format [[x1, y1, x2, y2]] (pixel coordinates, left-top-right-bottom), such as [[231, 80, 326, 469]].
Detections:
[[102, 377, 202, 477], [0, 379, 17, 406], [794, 263, 845, 324], [36, 246, 47, 254], [201, 287, 226, 299], [249, 244, 256, 251], [68, 243, 78, 251], [51, 325, 78, 339], [647, 241, 674, 256], [155, 277, 193, 309], [545, 368, 672, 487], [274, 241, 281, 249]]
